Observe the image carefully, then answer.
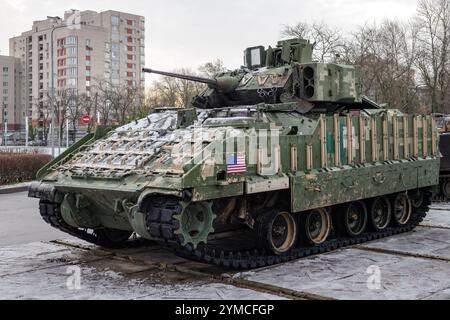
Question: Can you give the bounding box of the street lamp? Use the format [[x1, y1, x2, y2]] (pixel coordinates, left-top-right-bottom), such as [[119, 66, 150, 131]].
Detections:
[[48, 16, 63, 157], [2, 101, 6, 146]]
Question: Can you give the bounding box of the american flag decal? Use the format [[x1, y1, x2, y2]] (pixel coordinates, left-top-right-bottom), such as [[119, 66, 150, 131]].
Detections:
[[227, 154, 247, 174]]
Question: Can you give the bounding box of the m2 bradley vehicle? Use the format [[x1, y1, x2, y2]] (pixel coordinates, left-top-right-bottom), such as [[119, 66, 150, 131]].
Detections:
[[29, 38, 441, 269]]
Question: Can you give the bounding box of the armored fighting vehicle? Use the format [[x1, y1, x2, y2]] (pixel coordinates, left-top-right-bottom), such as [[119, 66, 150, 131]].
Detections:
[[29, 38, 440, 269], [434, 114, 450, 199]]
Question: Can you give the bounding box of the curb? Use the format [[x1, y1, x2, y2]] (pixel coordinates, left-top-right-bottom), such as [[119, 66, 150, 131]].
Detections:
[[0, 184, 31, 195]]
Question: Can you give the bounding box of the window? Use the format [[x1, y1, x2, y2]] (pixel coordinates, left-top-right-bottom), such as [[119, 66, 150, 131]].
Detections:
[[68, 68, 77, 77], [86, 50, 91, 56], [2, 67, 8, 73], [67, 57, 77, 65], [86, 80, 90, 87], [251, 48, 261, 66], [112, 26, 119, 34], [112, 51, 120, 60], [111, 34, 119, 42], [2, 82, 7, 87], [111, 43, 120, 50], [68, 78, 77, 87], [86, 70, 91, 77], [67, 47, 77, 56], [67, 36, 77, 45], [111, 15, 119, 26], [86, 60, 91, 66], [86, 39, 91, 46]]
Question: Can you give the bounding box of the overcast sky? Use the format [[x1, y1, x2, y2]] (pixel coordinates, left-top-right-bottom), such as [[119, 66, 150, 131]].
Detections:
[[1, 0, 418, 82]]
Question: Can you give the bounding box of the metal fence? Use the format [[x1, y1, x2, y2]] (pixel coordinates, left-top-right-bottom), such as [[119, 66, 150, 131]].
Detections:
[[0, 127, 87, 156]]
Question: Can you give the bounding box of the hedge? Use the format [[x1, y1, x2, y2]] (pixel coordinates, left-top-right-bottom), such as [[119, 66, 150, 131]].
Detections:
[[0, 152, 53, 185]]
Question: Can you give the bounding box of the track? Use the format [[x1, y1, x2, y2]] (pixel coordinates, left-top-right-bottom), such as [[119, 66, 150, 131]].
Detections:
[[40, 189, 432, 270], [148, 190, 432, 269], [39, 200, 151, 249]]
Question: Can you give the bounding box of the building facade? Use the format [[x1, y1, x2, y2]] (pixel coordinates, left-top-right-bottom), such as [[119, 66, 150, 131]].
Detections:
[[9, 9, 145, 139], [0, 55, 22, 133]]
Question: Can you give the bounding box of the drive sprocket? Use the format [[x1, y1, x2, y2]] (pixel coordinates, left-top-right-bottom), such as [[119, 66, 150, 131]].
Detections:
[[146, 197, 216, 249]]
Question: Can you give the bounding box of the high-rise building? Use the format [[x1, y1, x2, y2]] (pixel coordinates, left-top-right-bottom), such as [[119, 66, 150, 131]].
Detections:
[[0, 55, 22, 133], [9, 9, 146, 136]]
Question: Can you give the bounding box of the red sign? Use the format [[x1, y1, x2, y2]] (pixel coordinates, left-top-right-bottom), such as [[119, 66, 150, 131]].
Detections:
[[82, 116, 91, 124]]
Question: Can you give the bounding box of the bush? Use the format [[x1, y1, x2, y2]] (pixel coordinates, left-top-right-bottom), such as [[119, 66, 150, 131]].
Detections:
[[0, 152, 53, 185]]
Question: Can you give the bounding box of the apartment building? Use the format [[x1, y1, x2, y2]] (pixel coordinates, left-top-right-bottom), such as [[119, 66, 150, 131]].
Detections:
[[9, 9, 146, 134], [0, 55, 22, 132]]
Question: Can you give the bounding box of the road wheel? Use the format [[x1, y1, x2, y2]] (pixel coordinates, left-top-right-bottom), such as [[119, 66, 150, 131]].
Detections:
[[94, 229, 133, 248], [369, 197, 392, 231], [339, 201, 368, 237], [256, 210, 297, 255], [410, 189, 424, 209], [300, 208, 332, 246], [392, 193, 412, 226], [442, 180, 450, 199]]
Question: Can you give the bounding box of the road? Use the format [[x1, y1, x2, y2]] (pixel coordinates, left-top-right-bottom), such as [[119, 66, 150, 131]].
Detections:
[[0, 192, 449, 300], [0, 192, 72, 246]]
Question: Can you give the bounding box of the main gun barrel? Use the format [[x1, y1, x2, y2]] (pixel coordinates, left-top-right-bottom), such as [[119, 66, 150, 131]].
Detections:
[[142, 68, 218, 88]]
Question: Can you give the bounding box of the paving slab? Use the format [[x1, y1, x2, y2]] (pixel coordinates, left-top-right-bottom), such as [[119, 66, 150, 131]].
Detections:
[[360, 227, 450, 259], [0, 241, 283, 300], [0, 242, 110, 277], [241, 248, 450, 300], [422, 210, 450, 229]]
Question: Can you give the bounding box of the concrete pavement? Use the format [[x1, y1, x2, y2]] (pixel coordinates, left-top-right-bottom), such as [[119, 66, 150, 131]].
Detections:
[[0, 192, 72, 246]]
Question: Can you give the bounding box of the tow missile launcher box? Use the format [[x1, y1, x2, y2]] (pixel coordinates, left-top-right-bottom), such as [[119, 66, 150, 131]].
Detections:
[[29, 38, 440, 269]]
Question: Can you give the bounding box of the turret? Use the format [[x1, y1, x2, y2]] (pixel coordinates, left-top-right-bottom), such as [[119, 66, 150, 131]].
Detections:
[[143, 38, 366, 111]]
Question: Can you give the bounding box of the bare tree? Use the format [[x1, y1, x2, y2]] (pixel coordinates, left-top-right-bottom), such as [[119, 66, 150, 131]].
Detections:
[[54, 89, 73, 144], [94, 78, 114, 125], [173, 68, 204, 107], [115, 85, 139, 125], [347, 21, 420, 111], [80, 93, 98, 134], [65, 90, 83, 142], [32, 94, 52, 144], [153, 76, 179, 107], [414, 0, 450, 113], [198, 59, 227, 77], [281, 22, 345, 62]]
